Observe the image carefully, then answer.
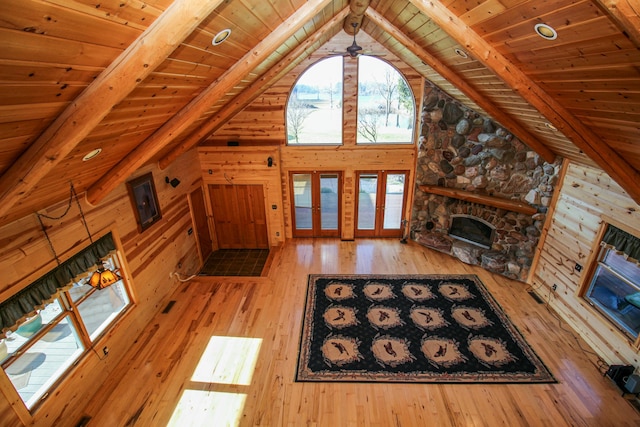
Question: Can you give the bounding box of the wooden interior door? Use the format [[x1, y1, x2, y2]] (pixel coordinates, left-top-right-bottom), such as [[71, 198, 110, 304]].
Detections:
[[355, 171, 408, 238], [208, 184, 268, 249], [189, 186, 213, 263]]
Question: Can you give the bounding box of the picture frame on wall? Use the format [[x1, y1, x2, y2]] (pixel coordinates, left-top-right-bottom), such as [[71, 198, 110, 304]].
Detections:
[[127, 172, 162, 232]]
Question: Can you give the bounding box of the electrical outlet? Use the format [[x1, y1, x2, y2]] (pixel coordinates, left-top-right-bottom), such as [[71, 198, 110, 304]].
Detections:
[[575, 263, 583, 272], [552, 284, 557, 291], [103, 346, 109, 356]]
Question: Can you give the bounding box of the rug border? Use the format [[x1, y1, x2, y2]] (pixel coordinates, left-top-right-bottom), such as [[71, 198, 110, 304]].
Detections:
[[295, 274, 557, 384]]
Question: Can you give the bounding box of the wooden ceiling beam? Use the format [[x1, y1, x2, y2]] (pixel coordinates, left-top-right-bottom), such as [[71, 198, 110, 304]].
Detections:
[[0, 0, 224, 219], [408, 0, 640, 205], [365, 8, 556, 164], [158, 8, 351, 170], [86, 0, 334, 206], [344, 0, 370, 34], [594, 0, 640, 47]]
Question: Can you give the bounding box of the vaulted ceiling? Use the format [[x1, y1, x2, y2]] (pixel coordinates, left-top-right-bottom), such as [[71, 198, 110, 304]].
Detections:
[[1, 0, 639, 226]]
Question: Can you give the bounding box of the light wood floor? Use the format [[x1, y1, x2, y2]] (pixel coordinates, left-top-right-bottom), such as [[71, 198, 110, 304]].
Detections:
[[85, 239, 640, 426]]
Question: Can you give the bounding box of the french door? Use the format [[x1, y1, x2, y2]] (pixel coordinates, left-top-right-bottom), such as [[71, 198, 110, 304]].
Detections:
[[355, 171, 409, 237], [290, 171, 341, 237]]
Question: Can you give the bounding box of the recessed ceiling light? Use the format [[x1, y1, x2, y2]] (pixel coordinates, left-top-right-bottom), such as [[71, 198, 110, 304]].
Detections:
[[212, 29, 231, 46], [544, 122, 558, 131], [534, 23, 557, 40], [454, 48, 468, 58], [82, 148, 102, 161]]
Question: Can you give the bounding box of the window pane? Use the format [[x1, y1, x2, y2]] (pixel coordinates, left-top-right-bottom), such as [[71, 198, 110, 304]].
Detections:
[[4, 315, 84, 409], [287, 57, 343, 145], [77, 282, 130, 340], [4, 300, 63, 360], [603, 249, 640, 284], [585, 249, 640, 338], [357, 56, 414, 144], [358, 175, 378, 230]]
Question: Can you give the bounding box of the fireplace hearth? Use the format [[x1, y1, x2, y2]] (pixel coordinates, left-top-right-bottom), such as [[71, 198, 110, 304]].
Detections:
[[448, 215, 495, 249]]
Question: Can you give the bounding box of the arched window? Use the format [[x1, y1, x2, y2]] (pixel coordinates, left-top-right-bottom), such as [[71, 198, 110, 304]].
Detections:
[[286, 55, 415, 145], [357, 56, 414, 144], [286, 56, 343, 145]]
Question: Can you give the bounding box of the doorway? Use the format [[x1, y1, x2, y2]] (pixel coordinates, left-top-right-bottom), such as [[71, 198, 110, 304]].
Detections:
[[189, 185, 213, 263], [355, 171, 409, 238], [290, 171, 341, 237], [208, 184, 269, 249]]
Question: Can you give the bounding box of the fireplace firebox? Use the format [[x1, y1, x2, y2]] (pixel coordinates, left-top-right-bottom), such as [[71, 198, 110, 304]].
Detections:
[[448, 215, 495, 249]]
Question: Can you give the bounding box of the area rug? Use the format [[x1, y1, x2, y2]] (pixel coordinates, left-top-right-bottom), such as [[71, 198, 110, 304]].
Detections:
[[296, 274, 555, 383]]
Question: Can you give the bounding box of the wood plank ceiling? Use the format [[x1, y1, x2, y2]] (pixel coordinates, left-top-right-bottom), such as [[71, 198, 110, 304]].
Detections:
[[0, 0, 638, 226]]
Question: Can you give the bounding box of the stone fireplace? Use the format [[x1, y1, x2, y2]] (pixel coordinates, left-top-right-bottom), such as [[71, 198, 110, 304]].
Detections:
[[410, 82, 561, 282]]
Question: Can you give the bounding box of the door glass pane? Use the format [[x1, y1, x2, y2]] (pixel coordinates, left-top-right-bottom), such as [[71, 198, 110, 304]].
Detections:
[[383, 173, 405, 229], [293, 174, 312, 229], [358, 175, 378, 230], [320, 174, 339, 230]]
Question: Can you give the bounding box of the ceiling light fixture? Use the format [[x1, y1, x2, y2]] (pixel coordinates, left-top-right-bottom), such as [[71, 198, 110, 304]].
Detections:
[[454, 48, 468, 58], [82, 148, 102, 161], [212, 29, 231, 46], [534, 23, 557, 40], [545, 122, 558, 131]]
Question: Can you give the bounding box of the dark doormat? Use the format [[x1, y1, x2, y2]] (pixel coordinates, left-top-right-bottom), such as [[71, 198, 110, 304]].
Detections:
[[199, 249, 269, 277], [296, 274, 556, 383]]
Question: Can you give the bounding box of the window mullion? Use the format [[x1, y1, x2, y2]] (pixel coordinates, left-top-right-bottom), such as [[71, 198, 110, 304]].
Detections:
[[62, 292, 92, 348]]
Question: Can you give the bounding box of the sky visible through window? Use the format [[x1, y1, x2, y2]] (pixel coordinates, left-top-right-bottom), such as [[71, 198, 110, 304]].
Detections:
[[357, 56, 414, 144], [287, 56, 414, 145], [287, 57, 343, 145]]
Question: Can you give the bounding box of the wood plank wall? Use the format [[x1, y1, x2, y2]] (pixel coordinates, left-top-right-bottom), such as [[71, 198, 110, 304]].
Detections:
[[0, 150, 202, 426], [197, 146, 286, 247], [206, 41, 424, 241], [531, 161, 640, 366]]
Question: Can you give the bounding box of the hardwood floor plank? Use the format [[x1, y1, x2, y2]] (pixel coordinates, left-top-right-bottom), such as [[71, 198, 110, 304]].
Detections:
[[84, 239, 640, 426]]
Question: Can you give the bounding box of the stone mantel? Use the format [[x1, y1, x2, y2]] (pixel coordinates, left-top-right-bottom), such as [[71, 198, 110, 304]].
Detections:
[[419, 185, 537, 215]]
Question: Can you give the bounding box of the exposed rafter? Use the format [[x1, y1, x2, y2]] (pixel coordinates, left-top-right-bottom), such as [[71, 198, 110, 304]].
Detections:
[[365, 8, 556, 164], [408, 0, 640, 204], [595, 0, 640, 47], [343, 0, 370, 34], [0, 0, 225, 220], [86, 0, 334, 206], [159, 8, 351, 170]]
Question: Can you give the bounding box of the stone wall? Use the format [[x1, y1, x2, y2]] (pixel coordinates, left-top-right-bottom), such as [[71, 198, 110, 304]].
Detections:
[[411, 82, 562, 281]]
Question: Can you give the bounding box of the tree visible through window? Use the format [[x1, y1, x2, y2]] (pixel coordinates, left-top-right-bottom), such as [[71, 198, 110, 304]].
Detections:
[[286, 56, 343, 145], [357, 56, 414, 144], [286, 55, 415, 145]]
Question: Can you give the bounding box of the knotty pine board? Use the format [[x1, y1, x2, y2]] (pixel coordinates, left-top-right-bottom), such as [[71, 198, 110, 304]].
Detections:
[[0, 150, 202, 426], [531, 161, 640, 367]]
